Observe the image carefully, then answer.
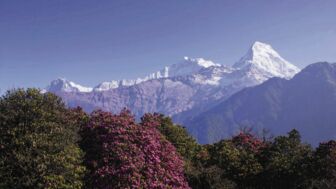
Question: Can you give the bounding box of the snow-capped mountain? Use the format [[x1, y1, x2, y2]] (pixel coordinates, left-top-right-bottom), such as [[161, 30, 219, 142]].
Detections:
[[93, 56, 220, 92], [46, 78, 92, 93], [233, 41, 300, 79], [45, 41, 300, 122], [93, 69, 167, 92], [167, 56, 221, 77]]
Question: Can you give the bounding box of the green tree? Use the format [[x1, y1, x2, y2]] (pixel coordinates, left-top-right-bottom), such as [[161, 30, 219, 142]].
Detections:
[[260, 129, 313, 189], [0, 89, 85, 188], [193, 145, 237, 189], [208, 132, 265, 189], [308, 140, 336, 188], [156, 114, 201, 160]]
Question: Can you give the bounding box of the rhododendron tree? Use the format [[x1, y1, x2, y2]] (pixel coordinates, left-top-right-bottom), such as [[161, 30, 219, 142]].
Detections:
[[232, 131, 266, 153], [81, 110, 190, 188]]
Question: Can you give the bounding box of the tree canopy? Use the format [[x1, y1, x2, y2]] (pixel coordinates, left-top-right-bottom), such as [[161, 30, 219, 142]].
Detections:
[[81, 110, 190, 188], [0, 89, 335, 189], [0, 89, 85, 188]]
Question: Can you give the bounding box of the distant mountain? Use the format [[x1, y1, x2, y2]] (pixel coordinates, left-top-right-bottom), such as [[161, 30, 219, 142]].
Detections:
[[187, 62, 336, 145], [45, 41, 300, 124], [46, 57, 221, 93], [45, 78, 93, 93]]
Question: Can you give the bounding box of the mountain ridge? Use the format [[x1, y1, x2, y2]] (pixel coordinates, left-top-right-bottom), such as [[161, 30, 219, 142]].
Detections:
[[45, 41, 301, 128], [187, 62, 336, 145], [46, 41, 299, 93]]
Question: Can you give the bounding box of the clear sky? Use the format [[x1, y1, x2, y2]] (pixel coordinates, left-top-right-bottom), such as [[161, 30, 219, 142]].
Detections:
[[1, 0, 336, 92]]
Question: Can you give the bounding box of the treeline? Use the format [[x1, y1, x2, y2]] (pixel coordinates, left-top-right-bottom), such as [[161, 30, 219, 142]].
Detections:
[[0, 89, 335, 189]]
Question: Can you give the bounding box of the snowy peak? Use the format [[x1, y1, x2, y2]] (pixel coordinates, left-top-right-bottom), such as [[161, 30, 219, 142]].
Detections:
[[252, 41, 277, 54], [249, 41, 284, 64], [234, 41, 300, 78], [183, 56, 220, 68], [93, 68, 169, 92], [167, 57, 220, 77], [93, 81, 119, 91], [46, 78, 93, 93]]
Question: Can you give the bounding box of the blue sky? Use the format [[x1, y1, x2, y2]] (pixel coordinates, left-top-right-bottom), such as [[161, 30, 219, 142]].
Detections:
[[1, 0, 336, 91]]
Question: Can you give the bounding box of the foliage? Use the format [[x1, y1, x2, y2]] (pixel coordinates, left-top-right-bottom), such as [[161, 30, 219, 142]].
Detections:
[[81, 110, 190, 188], [189, 145, 237, 189], [156, 114, 201, 161], [154, 114, 236, 189], [0, 89, 335, 189], [0, 89, 85, 189], [308, 140, 336, 188], [207, 132, 265, 188], [258, 129, 313, 189]]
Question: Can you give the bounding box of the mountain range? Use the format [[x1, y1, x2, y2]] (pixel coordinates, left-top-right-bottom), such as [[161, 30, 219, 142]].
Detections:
[[45, 41, 325, 143], [45, 41, 299, 116]]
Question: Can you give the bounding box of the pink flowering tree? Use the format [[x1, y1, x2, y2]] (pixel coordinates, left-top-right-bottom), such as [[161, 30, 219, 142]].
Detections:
[[81, 110, 190, 188], [231, 132, 266, 153]]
